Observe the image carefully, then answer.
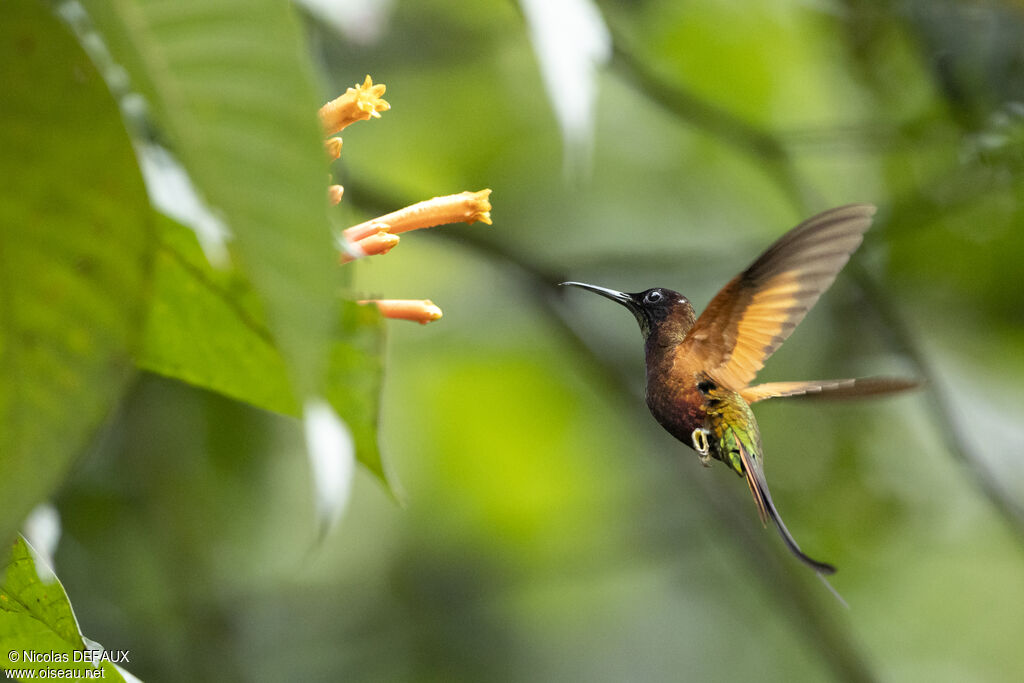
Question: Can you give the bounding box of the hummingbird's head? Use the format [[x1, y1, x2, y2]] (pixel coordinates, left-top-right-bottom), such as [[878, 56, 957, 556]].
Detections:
[[559, 282, 696, 345]]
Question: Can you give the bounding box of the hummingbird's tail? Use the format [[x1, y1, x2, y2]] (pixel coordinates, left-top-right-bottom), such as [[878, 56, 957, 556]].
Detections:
[[736, 441, 837, 576]]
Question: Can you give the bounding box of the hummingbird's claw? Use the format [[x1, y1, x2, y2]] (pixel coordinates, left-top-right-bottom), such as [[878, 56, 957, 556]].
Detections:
[[692, 428, 713, 466]]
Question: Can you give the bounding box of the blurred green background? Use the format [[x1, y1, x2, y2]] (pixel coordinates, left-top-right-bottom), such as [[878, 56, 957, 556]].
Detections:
[[40, 0, 1024, 680]]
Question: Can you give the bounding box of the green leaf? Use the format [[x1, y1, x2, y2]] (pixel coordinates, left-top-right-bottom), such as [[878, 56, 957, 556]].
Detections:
[[325, 300, 388, 485], [143, 214, 296, 415], [141, 216, 390, 484], [0, 536, 127, 680], [0, 0, 154, 545], [82, 0, 340, 400]]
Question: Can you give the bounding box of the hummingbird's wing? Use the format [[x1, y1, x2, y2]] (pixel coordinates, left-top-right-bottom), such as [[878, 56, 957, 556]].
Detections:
[[681, 204, 875, 391], [740, 376, 918, 404]]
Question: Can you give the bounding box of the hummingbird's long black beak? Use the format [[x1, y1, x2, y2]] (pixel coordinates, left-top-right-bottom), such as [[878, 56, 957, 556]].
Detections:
[[559, 281, 636, 309]]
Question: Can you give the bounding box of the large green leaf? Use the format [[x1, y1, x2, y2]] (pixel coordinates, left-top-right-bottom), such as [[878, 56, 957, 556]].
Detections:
[[141, 216, 390, 483], [82, 0, 340, 400], [143, 214, 295, 415], [324, 299, 388, 485], [0, 536, 128, 680], [0, 0, 154, 545]]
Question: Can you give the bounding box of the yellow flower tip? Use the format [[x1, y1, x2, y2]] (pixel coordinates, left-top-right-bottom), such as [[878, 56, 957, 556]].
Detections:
[[318, 75, 391, 135], [359, 299, 443, 324], [359, 74, 388, 101], [466, 188, 492, 225], [356, 75, 389, 118], [372, 231, 401, 252], [324, 137, 343, 161], [421, 301, 443, 323], [361, 231, 401, 256], [328, 185, 345, 206]]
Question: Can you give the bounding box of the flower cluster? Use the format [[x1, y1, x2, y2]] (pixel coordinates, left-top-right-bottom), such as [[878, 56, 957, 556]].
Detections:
[[319, 76, 492, 323]]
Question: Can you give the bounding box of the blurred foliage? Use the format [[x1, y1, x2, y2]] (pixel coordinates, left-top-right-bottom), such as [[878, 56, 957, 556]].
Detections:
[[0, 537, 125, 680], [140, 216, 389, 481], [2, 0, 1024, 681], [0, 0, 153, 547], [80, 0, 342, 399]]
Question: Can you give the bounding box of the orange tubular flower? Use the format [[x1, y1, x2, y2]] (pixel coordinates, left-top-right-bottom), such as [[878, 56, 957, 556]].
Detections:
[[343, 190, 492, 243], [320, 74, 492, 323], [319, 75, 390, 136], [358, 299, 443, 325]]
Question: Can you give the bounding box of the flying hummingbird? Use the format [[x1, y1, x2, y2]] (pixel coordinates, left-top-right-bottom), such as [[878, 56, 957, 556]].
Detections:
[[562, 204, 915, 577]]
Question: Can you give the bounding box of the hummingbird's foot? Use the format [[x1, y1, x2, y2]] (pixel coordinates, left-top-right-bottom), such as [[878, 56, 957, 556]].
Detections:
[[691, 428, 713, 466]]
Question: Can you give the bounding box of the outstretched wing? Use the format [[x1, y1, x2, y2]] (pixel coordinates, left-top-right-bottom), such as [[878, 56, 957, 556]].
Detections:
[[680, 204, 876, 391], [740, 376, 918, 404]]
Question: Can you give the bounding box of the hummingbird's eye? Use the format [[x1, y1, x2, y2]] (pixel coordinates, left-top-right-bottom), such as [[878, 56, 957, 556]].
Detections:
[[644, 290, 664, 305]]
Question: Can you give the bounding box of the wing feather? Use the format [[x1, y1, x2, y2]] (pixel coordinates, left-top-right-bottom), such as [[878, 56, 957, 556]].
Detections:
[[741, 377, 918, 404], [680, 204, 876, 390]]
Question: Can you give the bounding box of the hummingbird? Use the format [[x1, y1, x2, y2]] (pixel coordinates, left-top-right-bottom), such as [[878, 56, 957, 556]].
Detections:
[[562, 204, 915, 577]]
